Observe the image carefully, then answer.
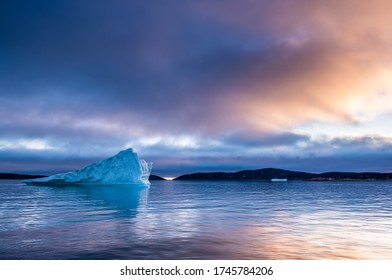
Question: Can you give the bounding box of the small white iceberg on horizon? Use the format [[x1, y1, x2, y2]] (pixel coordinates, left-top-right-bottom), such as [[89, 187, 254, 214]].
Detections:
[[24, 148, 152, 186], [271, 178, 287, 182]]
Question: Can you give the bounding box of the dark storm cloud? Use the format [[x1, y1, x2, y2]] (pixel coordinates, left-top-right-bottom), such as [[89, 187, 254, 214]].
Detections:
[[1, 0, 237, 134]]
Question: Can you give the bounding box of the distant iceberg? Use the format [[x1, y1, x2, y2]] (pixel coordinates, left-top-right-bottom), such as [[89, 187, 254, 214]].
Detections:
[[271, 178, 287, 182], [24, 148, 152, 186]]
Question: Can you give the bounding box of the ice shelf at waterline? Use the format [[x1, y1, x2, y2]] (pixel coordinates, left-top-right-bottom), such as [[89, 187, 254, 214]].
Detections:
[[23, 148, 152, 186]]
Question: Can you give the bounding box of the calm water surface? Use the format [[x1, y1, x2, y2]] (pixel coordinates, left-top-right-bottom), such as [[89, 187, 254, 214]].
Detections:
[[1, 179, 392, 259]]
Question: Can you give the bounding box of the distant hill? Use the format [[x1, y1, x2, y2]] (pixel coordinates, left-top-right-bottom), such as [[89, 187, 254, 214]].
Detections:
[[149, 174, 166, 180], [174, 168, 392, 181], [4, 170, 391, 182], [0, 173, 47, 180]]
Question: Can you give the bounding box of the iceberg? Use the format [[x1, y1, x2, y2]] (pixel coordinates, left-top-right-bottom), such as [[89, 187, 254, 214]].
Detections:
[[24, 148, 152, 186]]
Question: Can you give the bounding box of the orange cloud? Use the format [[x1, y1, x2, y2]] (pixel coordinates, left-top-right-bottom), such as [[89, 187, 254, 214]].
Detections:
[[193, 0, 392, 133]]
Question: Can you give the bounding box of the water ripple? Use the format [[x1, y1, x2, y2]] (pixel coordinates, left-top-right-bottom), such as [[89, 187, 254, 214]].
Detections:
[[1, 180, 392, 259]]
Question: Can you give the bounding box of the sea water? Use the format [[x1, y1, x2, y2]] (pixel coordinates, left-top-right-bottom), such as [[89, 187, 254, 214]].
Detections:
[[1, 179, 392, 259]]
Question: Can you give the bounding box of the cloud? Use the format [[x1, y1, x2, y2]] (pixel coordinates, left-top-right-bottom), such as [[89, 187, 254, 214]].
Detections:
[[1, 0, 392, 174], [306, 135, 392, 156], [182, 0, 392, 131], [221, 131, 310, 148], [3, 1, 392, 131]]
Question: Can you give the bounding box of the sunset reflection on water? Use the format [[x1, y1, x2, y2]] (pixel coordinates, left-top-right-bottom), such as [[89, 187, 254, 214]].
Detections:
[[1, 180, 392, 259]]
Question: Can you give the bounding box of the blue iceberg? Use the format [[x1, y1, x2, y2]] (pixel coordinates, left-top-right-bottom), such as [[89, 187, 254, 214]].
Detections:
[[24, 148, 152, 186]]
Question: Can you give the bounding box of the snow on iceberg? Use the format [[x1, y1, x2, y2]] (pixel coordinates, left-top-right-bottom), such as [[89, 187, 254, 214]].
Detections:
[[24, 148, 152, 186]]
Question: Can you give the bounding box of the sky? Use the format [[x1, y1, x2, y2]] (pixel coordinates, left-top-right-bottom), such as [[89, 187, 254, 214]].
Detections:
[[1, 0, 392, 177]]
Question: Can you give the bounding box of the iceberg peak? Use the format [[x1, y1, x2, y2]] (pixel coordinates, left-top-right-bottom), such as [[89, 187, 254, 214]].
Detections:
[[24, 148, 152, 186]]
